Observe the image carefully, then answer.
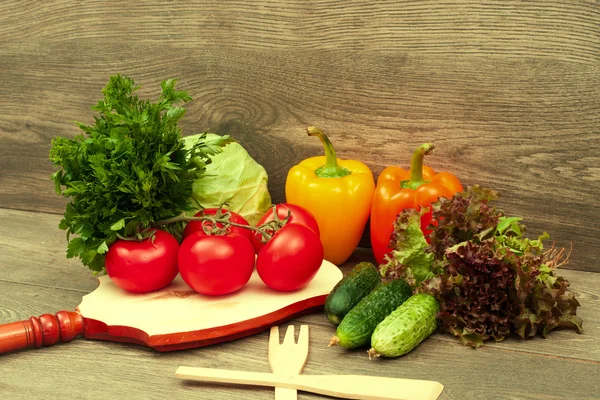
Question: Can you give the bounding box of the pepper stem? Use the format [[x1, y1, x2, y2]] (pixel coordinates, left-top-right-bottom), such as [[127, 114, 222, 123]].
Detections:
[[307, 126, 351, 178], [402, 143, 435, 190]]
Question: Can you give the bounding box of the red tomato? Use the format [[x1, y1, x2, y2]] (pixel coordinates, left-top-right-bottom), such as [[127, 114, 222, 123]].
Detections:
[[178, 232, 255, 296], [256, 223, 324, 292], [105, 230, 179, 294], [182, 208, 253, 244], [252, 203, 320, 253]]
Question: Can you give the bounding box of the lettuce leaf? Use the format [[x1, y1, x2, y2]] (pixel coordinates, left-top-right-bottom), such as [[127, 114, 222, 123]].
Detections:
[[383, 185, 583, 348], [379, 208, 434, 288]]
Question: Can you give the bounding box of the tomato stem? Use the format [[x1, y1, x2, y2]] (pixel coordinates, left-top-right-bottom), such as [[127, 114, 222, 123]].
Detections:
[[152, 205, 293, 243], [153, 215, 258, 230], [402, 143, 434, 190], [308, 126, 351, 179]]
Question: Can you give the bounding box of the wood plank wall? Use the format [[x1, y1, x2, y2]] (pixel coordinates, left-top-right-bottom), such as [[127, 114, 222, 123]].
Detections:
[[0, 1, 598, 271]]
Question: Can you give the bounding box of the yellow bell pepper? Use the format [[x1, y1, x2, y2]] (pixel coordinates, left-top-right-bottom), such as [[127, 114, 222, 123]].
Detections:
[[285, 126, 375, 265]]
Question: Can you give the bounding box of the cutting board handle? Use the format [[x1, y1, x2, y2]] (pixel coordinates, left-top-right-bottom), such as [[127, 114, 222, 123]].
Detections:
[[0, 310, 84, 355]]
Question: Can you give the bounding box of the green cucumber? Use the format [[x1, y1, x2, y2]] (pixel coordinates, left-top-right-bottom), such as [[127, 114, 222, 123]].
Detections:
[[368, 293, 439, 358], [330, 279, 412, 349], [324, 262, 381, 326]]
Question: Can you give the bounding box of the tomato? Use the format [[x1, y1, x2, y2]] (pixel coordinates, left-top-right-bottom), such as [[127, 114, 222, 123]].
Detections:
[[256, 223, 324, 292], [178, 232, 255, 296], [105, 230, 179, 294], [252, 203, 320, 253], [182, 208, 253, 244]]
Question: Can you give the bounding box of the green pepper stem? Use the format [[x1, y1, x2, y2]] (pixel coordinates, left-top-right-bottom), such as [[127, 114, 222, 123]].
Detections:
[[403, 143, 434, 190], [307, 126, 351, 178]]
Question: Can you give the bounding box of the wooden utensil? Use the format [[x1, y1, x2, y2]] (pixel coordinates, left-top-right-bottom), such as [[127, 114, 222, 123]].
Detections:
[[268, 325, 309, 399], [0, 260, 342, 355], [175, 366, 444, 400]]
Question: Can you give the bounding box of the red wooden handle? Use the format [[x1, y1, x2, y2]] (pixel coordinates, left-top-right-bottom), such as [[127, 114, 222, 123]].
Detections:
[[0, 310, 84, 355]]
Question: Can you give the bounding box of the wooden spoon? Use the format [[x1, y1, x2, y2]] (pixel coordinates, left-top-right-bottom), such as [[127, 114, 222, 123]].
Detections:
[[176, 366, 444, 400]]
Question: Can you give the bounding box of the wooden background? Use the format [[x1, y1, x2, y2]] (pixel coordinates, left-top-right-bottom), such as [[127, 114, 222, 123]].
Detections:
[[1, 0, 598, 273], [1, 2, 599, 400]]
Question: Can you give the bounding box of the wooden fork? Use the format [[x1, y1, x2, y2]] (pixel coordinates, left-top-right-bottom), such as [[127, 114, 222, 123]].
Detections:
[[176, 325, 444, 399], [268, 325, 309, 400]]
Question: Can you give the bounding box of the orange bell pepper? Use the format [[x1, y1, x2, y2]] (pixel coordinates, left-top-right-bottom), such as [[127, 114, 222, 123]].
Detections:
[[370, 143, 463, 264], [285, 126, 375, 265]]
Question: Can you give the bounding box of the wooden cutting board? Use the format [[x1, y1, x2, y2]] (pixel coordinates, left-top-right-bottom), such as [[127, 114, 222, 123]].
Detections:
[[0, 260, 342, 354]]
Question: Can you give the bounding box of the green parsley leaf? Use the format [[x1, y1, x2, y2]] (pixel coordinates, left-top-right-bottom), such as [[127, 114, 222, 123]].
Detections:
[[49, 75, 231, 272]]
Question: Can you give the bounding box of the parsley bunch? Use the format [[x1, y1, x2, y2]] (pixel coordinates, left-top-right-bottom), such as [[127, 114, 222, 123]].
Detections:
[[50, 75, 231, 272]]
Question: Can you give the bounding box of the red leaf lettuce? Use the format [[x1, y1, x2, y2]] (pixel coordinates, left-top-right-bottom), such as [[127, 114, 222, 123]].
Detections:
[[379, 185, 583, 348]]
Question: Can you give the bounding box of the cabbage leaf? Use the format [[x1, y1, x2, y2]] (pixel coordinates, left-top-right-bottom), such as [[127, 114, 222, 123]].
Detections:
[[182, 133, 272, 225]]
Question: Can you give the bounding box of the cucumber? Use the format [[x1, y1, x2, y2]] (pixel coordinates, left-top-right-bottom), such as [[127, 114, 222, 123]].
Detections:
[[329, 279, 412, 349], [324, 262, 381, 326], [368, 293, 439, 359]]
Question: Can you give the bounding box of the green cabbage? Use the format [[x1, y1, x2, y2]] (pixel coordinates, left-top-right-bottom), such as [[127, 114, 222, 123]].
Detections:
[[181, 133, 272, 225]]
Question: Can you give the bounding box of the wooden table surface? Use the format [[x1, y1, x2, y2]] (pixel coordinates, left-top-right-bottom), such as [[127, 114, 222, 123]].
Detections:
[[1, 208, 598, 400], [1, 1, 599, 399]]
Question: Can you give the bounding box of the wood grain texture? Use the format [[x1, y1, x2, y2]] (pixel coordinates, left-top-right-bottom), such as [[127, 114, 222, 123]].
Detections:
[[1, 281, 599, 400], [1, 208, 599, 399], [2, 208, 598, 363], [0, 2, 598, 273], [0, 208, 99, 289]]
